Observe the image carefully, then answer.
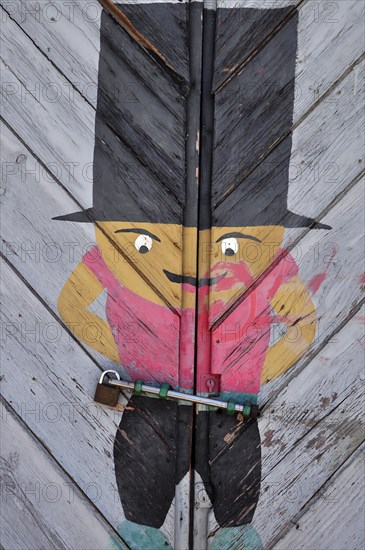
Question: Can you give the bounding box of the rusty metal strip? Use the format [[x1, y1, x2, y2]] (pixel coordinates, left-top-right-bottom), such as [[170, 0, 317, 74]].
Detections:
[[97, 0, 174, 72]]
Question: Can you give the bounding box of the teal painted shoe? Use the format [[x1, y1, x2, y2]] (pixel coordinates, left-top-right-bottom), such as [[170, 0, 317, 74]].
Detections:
[[209, 525, 263, 550], [112, 520, 173, 550]]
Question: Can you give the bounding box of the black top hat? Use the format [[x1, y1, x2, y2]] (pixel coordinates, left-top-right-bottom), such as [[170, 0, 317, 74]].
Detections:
[[54, 5, 330, 231]]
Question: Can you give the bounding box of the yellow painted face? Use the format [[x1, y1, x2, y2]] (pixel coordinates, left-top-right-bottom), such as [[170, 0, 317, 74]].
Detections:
[[95, 222, 284, 311], [96, 222, 197, 309]]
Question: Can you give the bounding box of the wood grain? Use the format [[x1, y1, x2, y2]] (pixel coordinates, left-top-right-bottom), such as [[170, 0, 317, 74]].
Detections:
[[3, 0, 363, 205], [212, 62, 364, 322], [0, 259, 128, 531], [211, 4, 364, 206], [272, 444, 365, 550], [120, 2, 190, 83], [1, 3, 202, 546], [0, 6, 187, 205], [0, 121, 181, 370], [0, 398, 128, 550], [208, 306, 365, 543], [0, 256, 189, 547], [212, 11, 299, 203], [293, 0, 365, 123], [213, 4, 297, 91], [259, 177, 365, 404], [0, 106, 184, 312], [253, 382, 364, 547], [259, 305, 365, 475]]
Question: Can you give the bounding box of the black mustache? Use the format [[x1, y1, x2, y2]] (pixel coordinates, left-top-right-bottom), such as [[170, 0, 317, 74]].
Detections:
[[163, 270, 227, 288]]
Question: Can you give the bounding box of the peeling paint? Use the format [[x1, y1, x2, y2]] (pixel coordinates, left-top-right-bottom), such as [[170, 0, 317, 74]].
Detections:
[[308, 272, 326, 295]]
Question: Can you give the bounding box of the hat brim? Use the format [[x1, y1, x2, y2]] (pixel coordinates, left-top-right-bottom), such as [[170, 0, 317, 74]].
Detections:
[[53, 208, 331, 230], [53, 209, 98, 223], [281, 211, 331, 230]]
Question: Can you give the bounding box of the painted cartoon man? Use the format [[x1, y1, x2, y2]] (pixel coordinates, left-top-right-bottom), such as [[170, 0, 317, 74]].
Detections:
[[54, 3, 329, 548]]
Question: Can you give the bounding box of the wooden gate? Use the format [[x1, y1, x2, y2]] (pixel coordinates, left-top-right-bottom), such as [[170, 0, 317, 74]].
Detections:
[[1, 0, 364, 549]]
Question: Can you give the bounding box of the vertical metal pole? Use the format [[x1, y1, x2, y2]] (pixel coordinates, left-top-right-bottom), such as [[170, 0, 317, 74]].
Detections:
[[194, 1, 217, 548], [175, 2, 203, 549]]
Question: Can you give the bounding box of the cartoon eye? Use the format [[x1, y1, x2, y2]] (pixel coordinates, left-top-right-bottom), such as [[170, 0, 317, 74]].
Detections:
[[221, 238, 238, 256], [135, 234, 153, 254]]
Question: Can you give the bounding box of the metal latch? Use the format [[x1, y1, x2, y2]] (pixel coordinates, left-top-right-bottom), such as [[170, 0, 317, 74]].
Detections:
[[93, 371, 259, 419], [194, 482, 212, 509], [200, 373, 221, 393]]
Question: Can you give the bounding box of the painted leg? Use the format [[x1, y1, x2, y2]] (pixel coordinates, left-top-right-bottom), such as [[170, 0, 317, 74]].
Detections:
[[196, 411, 263, 548], [113, 396, 191, 528]]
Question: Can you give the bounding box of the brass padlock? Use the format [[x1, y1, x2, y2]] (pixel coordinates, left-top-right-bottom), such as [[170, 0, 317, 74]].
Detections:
[[94, 370, 121, 407]]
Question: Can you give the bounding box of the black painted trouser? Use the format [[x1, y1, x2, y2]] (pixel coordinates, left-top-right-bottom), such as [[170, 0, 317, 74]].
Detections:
[[114, 396, 261, 529]]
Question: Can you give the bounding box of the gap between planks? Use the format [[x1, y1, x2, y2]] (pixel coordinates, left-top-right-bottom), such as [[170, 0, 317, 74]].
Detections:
[[1, 0, 363, 419], [2, 248, 362, 548], [1, 161, 364, 548], [0, 109, 183, 313], [1, 5, 364, 546]]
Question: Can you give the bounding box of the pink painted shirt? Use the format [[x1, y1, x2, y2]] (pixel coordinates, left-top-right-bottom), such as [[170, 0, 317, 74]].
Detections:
[[83, 245, 298, 395]]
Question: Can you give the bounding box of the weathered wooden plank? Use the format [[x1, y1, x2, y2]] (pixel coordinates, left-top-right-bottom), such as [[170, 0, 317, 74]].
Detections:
[[0, 0, 203, 542], [259, 304, 365, 474], [120, 2, 190, 83], [208, 170, 363, 401], [84, 5, 187, 198], [0, 121, 142, 369], [211, 5, 364, 206], [2, 0, 102, 106], [202, 178, 364, 544], [293, 0, 365, 123], [3, 0, 362, 200], [288, 58, 364, 222], [0, 21, 95, 207], [0, 398, 127, 550], [206, 372, 364, 547], [0, 254, 192, 547], [209, 380, 364, 547], [0, 119, 196, 546], [213, 0, 364, 122], [212, 3, 298, 90], [207, 175, 364, 404], [0, 6, 186, 206], [272, 444, 365, 550], [212, 9, 300, 202], [0, 119, 187, 316], [259, 177, 365, 404], [0, 122, 94, 307], [252, 379, 364, 548], [206, 305, 365, 542], [0, 260, 128, 529], [0, 4, 203, 316], [0, 256, 192, 547], [1, 2, 364, 548], [212, 62, 364, 323], [2, 0, 190, 94]]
